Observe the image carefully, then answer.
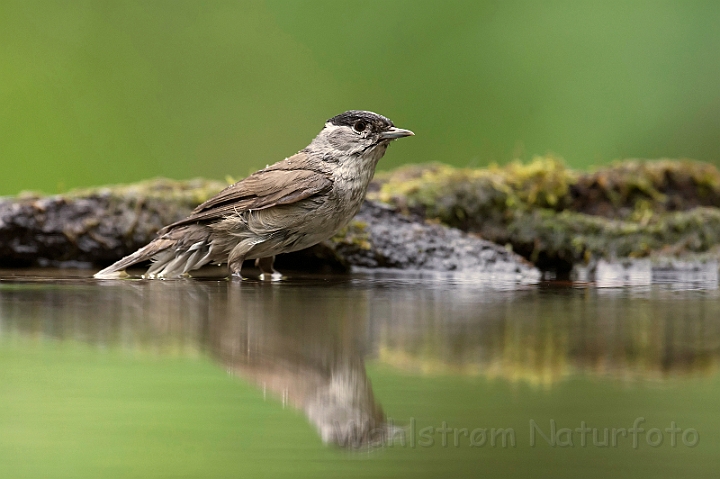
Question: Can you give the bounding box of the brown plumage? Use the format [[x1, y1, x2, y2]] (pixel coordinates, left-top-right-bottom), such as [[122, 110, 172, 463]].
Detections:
[[160, 162, 333, 232], [94, 110, 413, 279]]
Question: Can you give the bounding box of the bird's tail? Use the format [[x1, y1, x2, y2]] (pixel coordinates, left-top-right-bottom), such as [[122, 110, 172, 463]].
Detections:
[[94, 225, 215, 279]]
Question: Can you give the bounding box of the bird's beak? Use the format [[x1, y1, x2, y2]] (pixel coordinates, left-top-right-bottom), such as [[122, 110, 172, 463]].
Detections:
[[380, 127, 415, 140]]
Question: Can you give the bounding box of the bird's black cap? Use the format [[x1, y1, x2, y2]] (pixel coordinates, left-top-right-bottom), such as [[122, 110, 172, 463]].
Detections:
[[327, 110, 394, 132]]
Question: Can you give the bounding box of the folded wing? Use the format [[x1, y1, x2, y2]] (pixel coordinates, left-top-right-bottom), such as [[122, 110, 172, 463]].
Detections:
[[159, 154, 332, 233]]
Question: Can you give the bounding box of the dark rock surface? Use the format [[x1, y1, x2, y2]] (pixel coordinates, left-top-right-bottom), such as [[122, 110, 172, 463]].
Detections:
[[328, 202, 538, 279], [0, 192, 190, 267]]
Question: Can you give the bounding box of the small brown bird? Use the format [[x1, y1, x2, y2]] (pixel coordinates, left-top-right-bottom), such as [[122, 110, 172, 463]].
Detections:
[[94, 110, 414, 279]]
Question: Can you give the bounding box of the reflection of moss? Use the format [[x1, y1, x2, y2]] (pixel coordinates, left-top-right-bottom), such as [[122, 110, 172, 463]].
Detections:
[[376, 292, 720, 388], [370, 158, 720, 269]]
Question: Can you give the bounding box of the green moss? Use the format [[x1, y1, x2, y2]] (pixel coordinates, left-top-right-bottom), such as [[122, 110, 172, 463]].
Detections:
[[370, 158, 720, 268], [331, 220, 371, 250], [66, 177, 228, 207], [503, 207, 720, 267], [375, 156, 573, 209]]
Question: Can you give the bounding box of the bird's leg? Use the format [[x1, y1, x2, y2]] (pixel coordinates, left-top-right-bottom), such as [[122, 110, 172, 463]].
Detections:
[[228, 260, 246, 279], [255, 256, 275, 275], [255, 256, 282, 281], [228, 246, 247, 280]]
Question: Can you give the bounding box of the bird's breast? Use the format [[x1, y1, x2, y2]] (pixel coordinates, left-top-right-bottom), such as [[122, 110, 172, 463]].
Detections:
[[331, 157, 378, 209]]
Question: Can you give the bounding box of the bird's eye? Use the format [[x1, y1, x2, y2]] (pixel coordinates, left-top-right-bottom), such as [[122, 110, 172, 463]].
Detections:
[[353, 121, 367, 133]]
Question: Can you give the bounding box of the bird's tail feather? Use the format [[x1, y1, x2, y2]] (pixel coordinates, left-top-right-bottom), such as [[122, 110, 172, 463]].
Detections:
[[93, 238, 176, 279], [94, 225, 215, 279], [144, 240, 214, 278]]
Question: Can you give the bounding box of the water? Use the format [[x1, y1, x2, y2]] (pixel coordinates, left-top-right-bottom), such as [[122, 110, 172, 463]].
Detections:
[[1, 269, 719, 478]]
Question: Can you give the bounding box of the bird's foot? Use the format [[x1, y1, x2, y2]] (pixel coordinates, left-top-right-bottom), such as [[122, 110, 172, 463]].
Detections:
[[255, 256, 280, 279], [230, 272, 249, 281], [259, 271, 284, 281]]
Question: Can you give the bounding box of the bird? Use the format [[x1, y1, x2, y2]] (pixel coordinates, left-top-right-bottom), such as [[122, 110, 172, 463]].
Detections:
[[94, 110, 414, 279]]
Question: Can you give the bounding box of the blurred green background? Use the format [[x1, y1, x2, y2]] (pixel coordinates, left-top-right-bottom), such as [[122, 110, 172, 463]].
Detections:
[[1, 0, 719, 195]]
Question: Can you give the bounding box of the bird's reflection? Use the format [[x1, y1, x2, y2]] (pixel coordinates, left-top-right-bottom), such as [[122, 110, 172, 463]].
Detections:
[[1, 274, 720, 446], [0, 278, 388, 446], [206, 282, 386, 446]]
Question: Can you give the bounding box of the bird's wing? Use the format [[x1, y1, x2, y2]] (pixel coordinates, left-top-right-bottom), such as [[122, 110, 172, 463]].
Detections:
[[158, 154, 332, 234]]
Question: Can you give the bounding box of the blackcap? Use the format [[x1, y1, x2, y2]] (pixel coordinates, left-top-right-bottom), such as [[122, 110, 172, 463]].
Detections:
[[94, 110, 414, 279]]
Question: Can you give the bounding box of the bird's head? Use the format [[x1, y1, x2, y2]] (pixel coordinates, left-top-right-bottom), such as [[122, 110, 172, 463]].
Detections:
[[307, 110, 414, 160]]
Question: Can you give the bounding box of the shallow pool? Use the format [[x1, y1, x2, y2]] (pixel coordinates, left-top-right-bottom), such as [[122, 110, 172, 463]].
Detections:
[[1, 269, 718, 478]]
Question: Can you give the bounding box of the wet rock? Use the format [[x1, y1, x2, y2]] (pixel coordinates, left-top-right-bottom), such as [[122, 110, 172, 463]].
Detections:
[[651, 258, 719, 285], [572, 258, 719, 288], [325, 201, 539, 280]]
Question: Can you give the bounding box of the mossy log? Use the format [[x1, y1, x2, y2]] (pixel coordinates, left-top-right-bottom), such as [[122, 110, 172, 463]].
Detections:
[[0, 178, 538, 279], [370, 158, 720, 271], [0, 179, 226, 268], [2, 158, 718, 275]]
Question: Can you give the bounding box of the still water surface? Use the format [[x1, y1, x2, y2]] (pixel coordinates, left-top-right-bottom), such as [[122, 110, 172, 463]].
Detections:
[[1, 270, 719, 478]]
